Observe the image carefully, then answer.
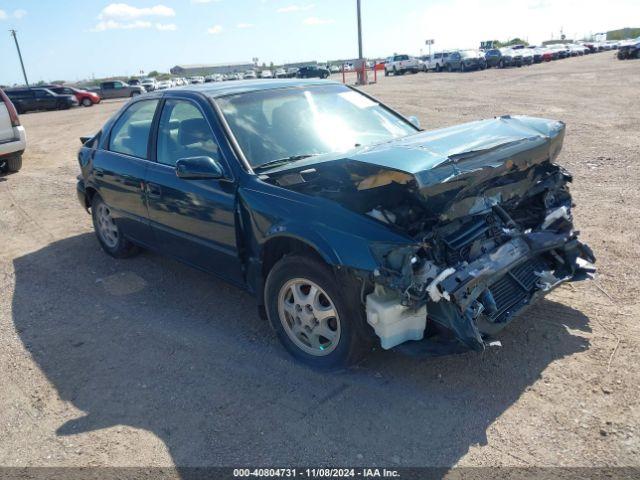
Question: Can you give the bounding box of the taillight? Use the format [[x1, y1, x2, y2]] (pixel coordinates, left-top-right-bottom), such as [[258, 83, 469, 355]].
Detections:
[[0, 89, 20, 127]]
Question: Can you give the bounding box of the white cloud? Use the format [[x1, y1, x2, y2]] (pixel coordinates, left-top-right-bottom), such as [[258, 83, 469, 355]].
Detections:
[[303, 16, 334, 25], [277, 4, 315, 13], [13, 9, 27, 19], [237, 22, 254, 29], [207, 24, 223, 34], [0, 10, 7, 20], [92, 3, 175, 32], [192, 0, 221, 3], [156, 23, 177, 31], [91, 20, 153, 32], [98, 3, 175, 21]]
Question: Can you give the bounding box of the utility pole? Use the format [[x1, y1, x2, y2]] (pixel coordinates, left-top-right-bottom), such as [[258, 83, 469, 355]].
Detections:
[[356, 0, 363, 60], [356, 0, 367, 85], [9, 29, 29, 87]]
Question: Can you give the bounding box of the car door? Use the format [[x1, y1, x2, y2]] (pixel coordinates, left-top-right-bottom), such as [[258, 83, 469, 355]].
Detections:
[[92, 98, 159, 244], [101, 82, 114, 99], [145, 97, 244, 285], [33, 89, 56, 109]]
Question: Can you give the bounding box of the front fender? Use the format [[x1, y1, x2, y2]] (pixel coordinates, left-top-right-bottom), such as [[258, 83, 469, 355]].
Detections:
[[238, 182, 413, 273]]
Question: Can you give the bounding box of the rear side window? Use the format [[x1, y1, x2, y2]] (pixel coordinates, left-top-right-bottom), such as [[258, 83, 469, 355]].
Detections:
[[156, 99, 220, 167], [109, 100, 159, 159]]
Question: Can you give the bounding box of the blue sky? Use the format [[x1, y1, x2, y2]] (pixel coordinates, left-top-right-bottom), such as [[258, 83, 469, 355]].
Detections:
[[1, 0, 639, 85]]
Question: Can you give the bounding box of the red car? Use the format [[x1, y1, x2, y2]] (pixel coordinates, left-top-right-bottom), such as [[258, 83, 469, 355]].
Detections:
[[43, 85, 100, 107]]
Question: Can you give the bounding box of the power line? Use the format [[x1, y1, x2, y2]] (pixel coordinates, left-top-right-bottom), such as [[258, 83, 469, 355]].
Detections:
[[9, 29, 29, 87]]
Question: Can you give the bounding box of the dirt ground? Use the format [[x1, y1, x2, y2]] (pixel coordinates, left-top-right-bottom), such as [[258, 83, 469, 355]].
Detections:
[[1, 52, 638, 470]]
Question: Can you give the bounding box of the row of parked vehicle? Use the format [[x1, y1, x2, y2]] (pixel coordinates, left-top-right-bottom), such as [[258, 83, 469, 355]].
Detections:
[[616, 37, 640, 59], [385, 40, 632, 75]]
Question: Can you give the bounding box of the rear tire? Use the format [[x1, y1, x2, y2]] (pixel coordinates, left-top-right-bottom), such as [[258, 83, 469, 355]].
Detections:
[[5, 155, 22, 172], [264, 254, 370, 369], [91, 195, 139, 259]]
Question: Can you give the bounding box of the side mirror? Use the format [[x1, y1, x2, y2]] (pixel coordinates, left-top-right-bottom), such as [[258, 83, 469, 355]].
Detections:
[[408, 116, 421, 129], [175, 156, 224, 180]]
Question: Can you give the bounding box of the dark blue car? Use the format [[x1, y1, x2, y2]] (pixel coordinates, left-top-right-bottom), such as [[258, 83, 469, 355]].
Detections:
[[77, 80, 595, 368]]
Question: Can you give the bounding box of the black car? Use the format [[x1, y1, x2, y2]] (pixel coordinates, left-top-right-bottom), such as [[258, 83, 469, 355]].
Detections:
[[75, 80, 595, 368], [296, 66, 330, 79], [617, 39, 640, 59], [484, 49, 502, 68], [5, 87, 77, 114], [445, 50, 486, 72], [496, 48, 523, 68]]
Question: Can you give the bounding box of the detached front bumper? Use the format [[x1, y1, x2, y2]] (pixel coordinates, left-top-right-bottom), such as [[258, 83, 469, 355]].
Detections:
[[425, 231, 595, 351]]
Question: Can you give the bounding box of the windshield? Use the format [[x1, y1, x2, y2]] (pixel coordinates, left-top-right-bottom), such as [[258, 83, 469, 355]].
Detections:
[[216, 84, 417, 169]]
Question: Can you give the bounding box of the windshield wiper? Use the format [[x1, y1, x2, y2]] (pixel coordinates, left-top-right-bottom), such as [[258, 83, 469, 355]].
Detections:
[[254, 154, 320, 173]]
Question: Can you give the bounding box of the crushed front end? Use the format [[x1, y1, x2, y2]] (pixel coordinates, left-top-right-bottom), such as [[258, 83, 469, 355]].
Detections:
[[260, 115, 596, 353], [367, 122, 596, 352]]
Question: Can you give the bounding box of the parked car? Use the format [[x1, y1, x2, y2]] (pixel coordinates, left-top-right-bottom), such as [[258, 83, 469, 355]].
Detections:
[[430, 51, 450, 72], [520, 48, 534, 65], [5, 87, 78, 113], [547, 44, 569, 58], [156, 80, 173, 90], [43, 85, 101, 107], [536, 47, 554, 62], [189, 76, 205, 84], [0, 87, 25, 173], [286, 68, 299, 78], [128, 79, 142, 87], [498, 48, 523, 67], [445, 50, 487, 72], [88, 81, 145, 99], [76, 79, 595, 368], [140, 78, 158, 92], [260, 70, 273, 79], [329, 65, 340, 74], [384, 54, 420, 75], [617, 38, 640, 59], [296, 66, 330, 79], [243, 70, 257, 80], [274, 68, 287, 78], [483, 49, 502, 68]]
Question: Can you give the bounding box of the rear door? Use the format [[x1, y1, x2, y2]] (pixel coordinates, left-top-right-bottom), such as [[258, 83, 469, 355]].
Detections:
[[145, 97, 243, 284], [92, 98, 160, 244]]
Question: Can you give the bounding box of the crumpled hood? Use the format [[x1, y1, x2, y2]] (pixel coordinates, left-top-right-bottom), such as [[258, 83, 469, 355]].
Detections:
[[342, 114, 565, 184], [267, 115, 566, 222]]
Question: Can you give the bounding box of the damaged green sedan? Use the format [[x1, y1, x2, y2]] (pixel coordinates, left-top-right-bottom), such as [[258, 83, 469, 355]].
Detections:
[[77, 80, 595, 368]]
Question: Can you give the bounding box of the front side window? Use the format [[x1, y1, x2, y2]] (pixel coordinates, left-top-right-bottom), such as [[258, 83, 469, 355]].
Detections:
[[109, 100, 159, 159], [156, 99, 220, 167], [217, 84, 417, 169]]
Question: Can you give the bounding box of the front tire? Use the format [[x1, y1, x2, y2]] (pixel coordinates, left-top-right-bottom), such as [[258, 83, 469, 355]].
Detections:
[[91, 195, 139, 258], [82, 98, 93, 107], [264, 255, 370, 369]]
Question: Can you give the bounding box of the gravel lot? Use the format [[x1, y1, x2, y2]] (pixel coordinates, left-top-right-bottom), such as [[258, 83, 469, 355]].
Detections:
[[1, 52, 638, 470]]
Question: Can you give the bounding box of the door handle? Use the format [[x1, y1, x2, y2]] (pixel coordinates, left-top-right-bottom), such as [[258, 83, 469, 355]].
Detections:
[[147, 183, 162, 198]]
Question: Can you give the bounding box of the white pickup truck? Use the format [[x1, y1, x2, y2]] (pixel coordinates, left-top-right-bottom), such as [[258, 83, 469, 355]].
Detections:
[[0, 88, 26, 173], [384, 54, 420, 76]]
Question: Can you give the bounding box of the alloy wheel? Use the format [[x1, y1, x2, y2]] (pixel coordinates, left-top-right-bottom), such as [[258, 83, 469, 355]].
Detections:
[[95, 203, 119, 249], [277, 278, 341, 356]]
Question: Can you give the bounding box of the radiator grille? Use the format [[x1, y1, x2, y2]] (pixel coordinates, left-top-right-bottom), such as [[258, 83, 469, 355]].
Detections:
[[488, 257, 548, 323]]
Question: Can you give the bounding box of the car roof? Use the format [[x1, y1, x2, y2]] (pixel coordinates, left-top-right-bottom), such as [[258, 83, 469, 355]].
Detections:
[[173, 79, 339, 98]]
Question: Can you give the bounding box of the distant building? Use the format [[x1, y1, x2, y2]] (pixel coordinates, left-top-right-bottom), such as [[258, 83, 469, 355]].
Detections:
[[170, 62, 254, 76]]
